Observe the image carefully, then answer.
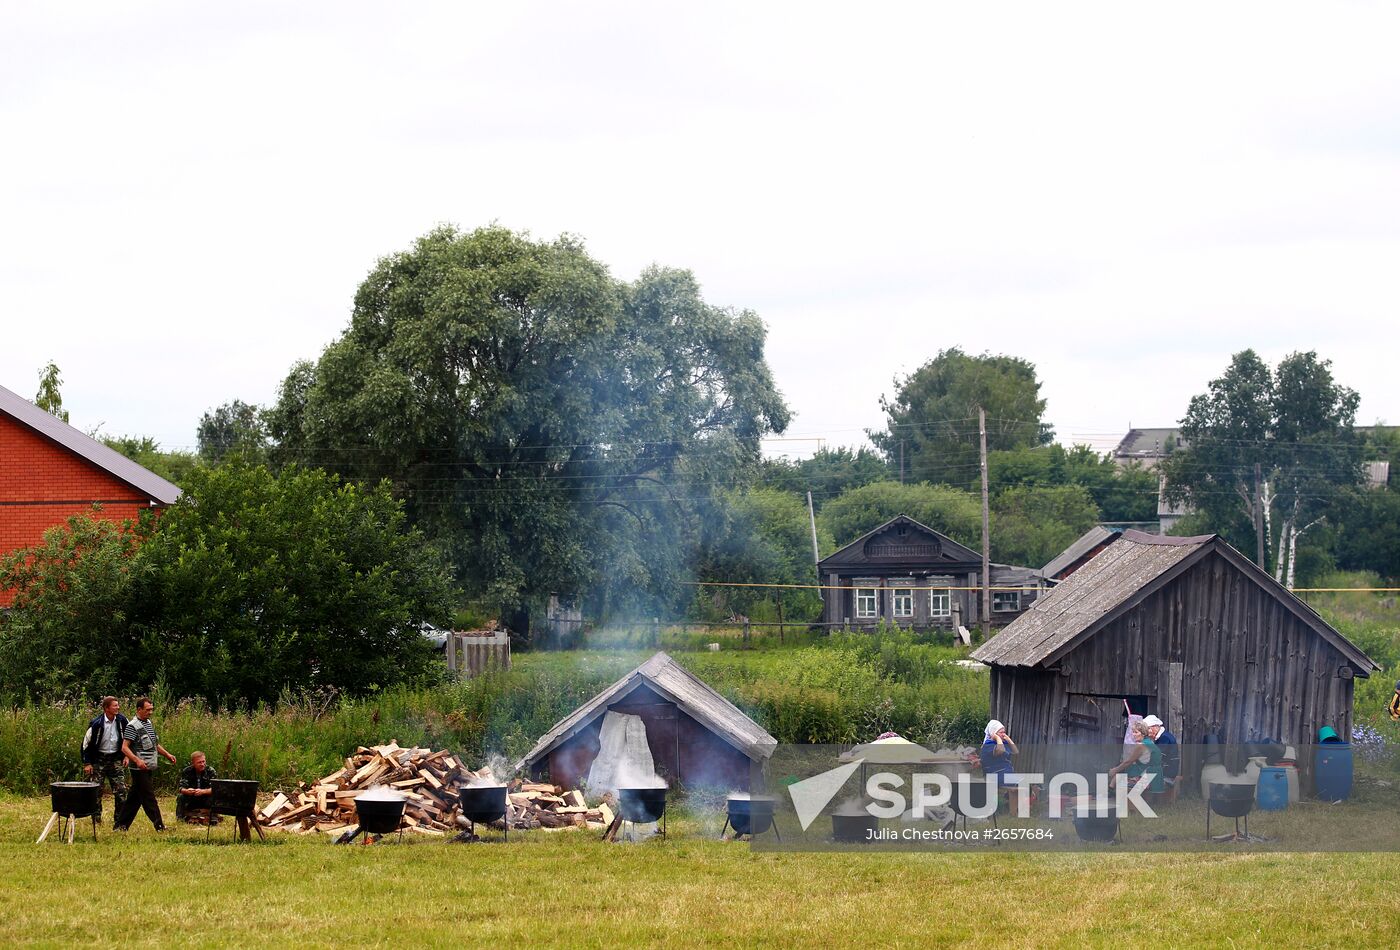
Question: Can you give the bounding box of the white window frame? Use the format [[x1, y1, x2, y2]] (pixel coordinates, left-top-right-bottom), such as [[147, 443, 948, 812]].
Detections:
[[929, 588, 952, 619], [855, 587, 878, 619], [892, 586, 914, 619], [992, 590, 1021, 613]]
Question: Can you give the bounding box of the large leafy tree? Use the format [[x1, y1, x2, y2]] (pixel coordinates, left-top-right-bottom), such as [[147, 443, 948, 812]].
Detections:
[[690, 487, 834, 621], [197, 399, 269, 464], [1162, 350, 1363, 585], [1331, 486, 1400, 580], [991, 485, 1100, 567], [871, 348, 1052, 489], [817, 481, 983, 550], [268, 226, 789, 620], [758, 447, 889, 505], [988, 443, 1157, 523]]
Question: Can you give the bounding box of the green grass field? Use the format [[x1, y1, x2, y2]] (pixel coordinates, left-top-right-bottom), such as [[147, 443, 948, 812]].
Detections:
[[5, 792, 1399, 948]]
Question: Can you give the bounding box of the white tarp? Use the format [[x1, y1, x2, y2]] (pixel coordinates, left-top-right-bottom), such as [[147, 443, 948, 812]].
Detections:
[[586, 711, 658, 796]]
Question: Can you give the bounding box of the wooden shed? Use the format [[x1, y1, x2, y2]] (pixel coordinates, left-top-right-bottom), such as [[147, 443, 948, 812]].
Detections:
[[971, 531, 1377, 761], [513, 652, 777, 791]]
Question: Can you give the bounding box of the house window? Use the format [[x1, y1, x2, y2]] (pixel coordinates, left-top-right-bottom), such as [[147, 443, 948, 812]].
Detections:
[[929, 589, 951, 618], [993, 590, 1021, 613], [892, 587, 914, 618], [855, 588, 878, 619]]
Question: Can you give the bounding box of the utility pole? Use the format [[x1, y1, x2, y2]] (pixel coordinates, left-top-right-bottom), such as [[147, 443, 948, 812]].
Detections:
[[807, 490, 824, 627], [979, 406, 990, 640], [1253, 462, 1266, 569], [900, 439, 906, 484]]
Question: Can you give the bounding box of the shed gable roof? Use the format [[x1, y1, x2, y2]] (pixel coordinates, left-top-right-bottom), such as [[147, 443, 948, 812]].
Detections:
[[0, 383, 181, 506], [513, 651, 777, 774], [971, 530, 1377, 674], [1040, 525, 1119, 579], [819, 514, 980, 569]]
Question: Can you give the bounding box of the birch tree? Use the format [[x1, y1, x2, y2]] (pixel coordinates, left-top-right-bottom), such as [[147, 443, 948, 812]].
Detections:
[[1161, 350, 1362, 584]]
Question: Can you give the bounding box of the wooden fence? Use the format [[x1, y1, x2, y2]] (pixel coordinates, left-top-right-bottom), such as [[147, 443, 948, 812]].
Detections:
[[445, 630, 511, 677]]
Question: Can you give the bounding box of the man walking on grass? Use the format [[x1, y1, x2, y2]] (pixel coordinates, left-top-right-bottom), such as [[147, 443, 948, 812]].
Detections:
[[114, 697, 177, 832], [81, 695, 129, 826]]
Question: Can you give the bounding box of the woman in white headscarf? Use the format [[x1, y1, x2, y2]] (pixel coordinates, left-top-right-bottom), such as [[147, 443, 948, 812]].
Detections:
[[979, 719, 1017, 785]]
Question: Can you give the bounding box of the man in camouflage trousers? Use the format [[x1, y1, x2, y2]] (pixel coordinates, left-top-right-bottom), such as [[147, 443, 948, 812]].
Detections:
[[80, 696, 129, 825]]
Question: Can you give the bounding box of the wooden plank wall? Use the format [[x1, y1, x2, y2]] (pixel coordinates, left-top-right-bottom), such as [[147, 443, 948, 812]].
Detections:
[[446, 630, 511, 678]]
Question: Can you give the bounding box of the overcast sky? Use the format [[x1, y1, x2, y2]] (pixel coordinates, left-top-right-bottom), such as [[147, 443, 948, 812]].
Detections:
[[4, 2, 1398, 458]]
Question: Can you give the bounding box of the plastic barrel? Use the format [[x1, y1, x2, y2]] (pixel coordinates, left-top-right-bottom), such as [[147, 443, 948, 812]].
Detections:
[[1314, 743, 1353, 802], [1256, 767, 1288, 811]]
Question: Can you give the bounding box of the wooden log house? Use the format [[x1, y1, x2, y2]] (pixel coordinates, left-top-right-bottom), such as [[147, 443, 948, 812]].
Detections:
[[817, 514, 1043, 631]]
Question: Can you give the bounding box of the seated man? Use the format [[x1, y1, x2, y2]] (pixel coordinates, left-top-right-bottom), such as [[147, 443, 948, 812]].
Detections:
[[176, 751, 219, 824]]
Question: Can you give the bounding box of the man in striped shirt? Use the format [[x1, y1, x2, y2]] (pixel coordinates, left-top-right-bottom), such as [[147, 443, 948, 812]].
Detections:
[[113, 697, 178, 832]]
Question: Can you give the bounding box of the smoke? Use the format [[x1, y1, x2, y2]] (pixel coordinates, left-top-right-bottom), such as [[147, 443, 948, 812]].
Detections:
[[467, 752, 514, 787], [614, 760, 667, 790], [833, 796, 867, 816], [355, 787, 406, 803]]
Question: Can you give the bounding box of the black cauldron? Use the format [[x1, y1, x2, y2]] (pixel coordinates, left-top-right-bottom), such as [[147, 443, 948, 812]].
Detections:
[[459, 785, 508, 825], [726, 795, 775, 836], [951, 778, 997, 820], [210, 779, 260, 816], [1072, 804, 1120, 843], [1208, 783, 1255, 819], [51, 782, 102, 817], [354, 795, 407, 835], [831, 811, 878, 843], [1207, 782, 1256, 840], [617, 787, 667, 823]]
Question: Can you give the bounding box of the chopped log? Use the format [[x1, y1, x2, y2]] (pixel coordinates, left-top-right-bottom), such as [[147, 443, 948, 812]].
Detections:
[[260, 792, 289, 819]]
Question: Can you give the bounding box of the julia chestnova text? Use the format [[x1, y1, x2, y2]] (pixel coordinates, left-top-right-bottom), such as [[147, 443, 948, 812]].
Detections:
[[865, 827, 1057, 842]]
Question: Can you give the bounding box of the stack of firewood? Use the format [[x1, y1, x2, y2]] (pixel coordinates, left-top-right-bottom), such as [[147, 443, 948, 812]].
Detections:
[[262, 742, 476, 837], [259, 741, 610, 837], [507, 782, 613, 831]]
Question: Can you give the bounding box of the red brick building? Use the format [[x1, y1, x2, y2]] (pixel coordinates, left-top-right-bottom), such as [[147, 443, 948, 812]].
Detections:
[[0, 383, 181, 606]]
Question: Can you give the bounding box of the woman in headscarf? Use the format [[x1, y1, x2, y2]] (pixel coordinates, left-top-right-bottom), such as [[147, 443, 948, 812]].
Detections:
[[1108, 717, 1163, 793], [979, 719, 1018, 785]]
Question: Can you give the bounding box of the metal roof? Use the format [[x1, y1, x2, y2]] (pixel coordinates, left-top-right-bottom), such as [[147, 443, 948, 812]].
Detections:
[[1040, 525, 1118, 579], [1113, 427, 1184, 458], [514, 651, 778, 773], [971, 530, 1377, 673], [0, 383, 182, 506]]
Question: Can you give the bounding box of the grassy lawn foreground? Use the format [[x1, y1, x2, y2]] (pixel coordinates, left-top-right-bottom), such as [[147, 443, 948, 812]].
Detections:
[[4, 793, 1399, 948]]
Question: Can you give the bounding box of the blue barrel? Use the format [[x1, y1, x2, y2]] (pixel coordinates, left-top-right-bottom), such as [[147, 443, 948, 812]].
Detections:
[[1314, 743, 1353, 801], [1256, 767, 1288, 811]]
